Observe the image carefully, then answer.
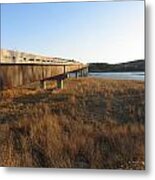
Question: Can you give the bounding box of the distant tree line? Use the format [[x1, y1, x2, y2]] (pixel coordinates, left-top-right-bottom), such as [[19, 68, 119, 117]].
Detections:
[[88, 60, 145, 72]]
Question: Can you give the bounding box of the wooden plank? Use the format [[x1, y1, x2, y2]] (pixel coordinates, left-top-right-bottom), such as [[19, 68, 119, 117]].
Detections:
[[0, 63, 87, 90]]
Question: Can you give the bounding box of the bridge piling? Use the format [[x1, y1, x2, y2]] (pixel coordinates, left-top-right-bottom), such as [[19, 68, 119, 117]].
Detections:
[[81, 69, 84, 77], [83, 67, 88, 77], [40, 80, 46, 89], [86, 67, 89, 76], [66, 73, 70, 78], [75, 72, 78, 78], [57, 79, 64, 89]]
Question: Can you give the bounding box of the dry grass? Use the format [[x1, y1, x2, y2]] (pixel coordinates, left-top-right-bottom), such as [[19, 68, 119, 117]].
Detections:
[[0, 77, 145, 169]]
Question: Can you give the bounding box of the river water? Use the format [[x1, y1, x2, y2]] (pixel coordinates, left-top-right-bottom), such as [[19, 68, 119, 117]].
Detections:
[[89, 72, 145, 81]]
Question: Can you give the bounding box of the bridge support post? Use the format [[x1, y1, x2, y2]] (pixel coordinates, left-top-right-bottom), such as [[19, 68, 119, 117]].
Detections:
[[82, 69, 85, 77], [40, 80, 46, 89], [57, 79, 64, 89], [79, 70, 82, 77], [84, 67, 88, 77], [81, 69, 84, 77], [75, 72, 78, 78], [67, 73, 70, 78], [86, 67, 89, 76]]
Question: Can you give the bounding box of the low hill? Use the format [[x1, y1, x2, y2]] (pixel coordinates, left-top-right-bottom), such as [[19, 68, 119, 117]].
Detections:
[[89, 60, 145, 72]]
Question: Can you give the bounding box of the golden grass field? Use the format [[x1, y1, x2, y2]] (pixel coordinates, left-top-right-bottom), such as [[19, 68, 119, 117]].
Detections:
[[0, 77, 145, 169]]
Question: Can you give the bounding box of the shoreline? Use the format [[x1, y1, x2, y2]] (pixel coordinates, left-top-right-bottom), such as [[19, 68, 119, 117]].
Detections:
[[88, 72, 145, 81]]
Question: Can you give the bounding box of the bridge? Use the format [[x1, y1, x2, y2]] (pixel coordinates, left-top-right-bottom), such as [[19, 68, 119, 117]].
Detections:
[[0, 49, 88, 90]]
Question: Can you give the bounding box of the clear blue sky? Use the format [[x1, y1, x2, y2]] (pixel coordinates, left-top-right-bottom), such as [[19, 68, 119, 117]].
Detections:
[[1, 1, 144, 63]]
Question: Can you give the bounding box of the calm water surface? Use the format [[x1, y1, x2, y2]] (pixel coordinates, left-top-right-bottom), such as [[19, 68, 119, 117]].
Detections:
[[89, 72, 145, 81]]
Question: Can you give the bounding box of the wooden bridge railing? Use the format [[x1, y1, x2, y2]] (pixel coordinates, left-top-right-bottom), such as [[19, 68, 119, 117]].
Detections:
[[0, 63, 88, 90]]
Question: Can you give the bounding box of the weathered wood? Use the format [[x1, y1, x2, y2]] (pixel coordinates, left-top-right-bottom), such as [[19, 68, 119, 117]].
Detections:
[[0, 63, 87, 90], [0, 49, 88, 90], [57, 79, 64, 89], [40, 80, 47, 89]]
